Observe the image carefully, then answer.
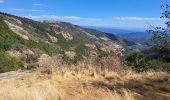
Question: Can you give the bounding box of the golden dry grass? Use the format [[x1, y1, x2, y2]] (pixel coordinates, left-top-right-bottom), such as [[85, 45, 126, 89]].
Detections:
[[0, 64, 170, 100]]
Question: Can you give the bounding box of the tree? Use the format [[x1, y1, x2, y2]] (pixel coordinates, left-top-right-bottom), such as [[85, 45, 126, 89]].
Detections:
[[148, 2, 170, 62]]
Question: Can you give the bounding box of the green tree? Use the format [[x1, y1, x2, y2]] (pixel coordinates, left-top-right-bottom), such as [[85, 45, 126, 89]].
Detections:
[[125, 52, 146, 71], [148, 3, 170, 62]]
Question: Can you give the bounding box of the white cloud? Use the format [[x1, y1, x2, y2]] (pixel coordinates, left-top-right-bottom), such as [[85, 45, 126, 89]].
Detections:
[[9, 8, 23, 11], [23, 15, 163, 28], [0, 0, 4, 3], [24, 15, 101, 21], [64, 16, 81, 20], [32, 3, 44, 6], [28, 9, 44, 12], [24, 15, 60, 20], [112, 17, 162, 21], [23, 15, 103, 27], [9, 8, 45, 12], [24, 15, 79, 20]]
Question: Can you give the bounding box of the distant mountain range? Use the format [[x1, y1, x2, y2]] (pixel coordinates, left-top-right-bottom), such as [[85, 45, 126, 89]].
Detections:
[[84, 26, 152, 51], [83, 26, 147, 34], [117, 32, 152, 44]]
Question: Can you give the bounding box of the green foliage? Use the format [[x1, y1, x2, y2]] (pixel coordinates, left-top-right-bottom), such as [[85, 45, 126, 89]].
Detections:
[[124, 52, 146, 71], [151, 42, 170, 62], [0, 13, 121, 72], [56, 34, 70, 50], [96, 49, 109, 58], [0, 16, 56, 72], [75, 44, 89, 56], [124, 52, 170, 72], [125, 3, 170, 72], [147, 59, 170, 71], [0, 49, 23, 73], [74, 44, 89, 62], [23, 41, 55, 55], [147, 3, 170, 71], [0, 16, 55, 55]]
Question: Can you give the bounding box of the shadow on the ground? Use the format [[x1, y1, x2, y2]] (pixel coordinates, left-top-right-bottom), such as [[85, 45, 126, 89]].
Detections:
[[92, 75, 170, 100]]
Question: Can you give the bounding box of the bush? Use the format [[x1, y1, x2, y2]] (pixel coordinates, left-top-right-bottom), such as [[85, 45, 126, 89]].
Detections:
[[124, 52, 146, 71], [26, 54, 38, 63], [152, 43, 170, 62], [98, 54, 123, 71], [147, 60, 170, 71], [124, 52, 170, 72], [0, 49, 23, 73]]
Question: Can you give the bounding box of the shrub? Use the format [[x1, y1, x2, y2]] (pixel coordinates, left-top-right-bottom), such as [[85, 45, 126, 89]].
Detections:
[[124, 51, 170, 72], [124, 52, 146, 70], [147, 60, 170, 71], [26, 54, 38, 63], [97, 54, 123, 71], [0, 49, 23, 72]]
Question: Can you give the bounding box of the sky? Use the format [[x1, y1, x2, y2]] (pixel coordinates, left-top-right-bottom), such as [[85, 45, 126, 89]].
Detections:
[[0, 0, 168, 29]]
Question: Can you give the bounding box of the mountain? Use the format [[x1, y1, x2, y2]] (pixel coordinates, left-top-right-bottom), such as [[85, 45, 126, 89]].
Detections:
[[115, 32, 152, 51], [84, 26, 152, 51], [116, 32, 152, 44], [83, 26, 143, 34], [84, 26, 151, 44], [0, 12, 123, 72]]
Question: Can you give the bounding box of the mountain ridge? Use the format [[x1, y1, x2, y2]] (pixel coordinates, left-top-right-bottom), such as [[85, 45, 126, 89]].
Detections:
[[0, 12, 123, 72]]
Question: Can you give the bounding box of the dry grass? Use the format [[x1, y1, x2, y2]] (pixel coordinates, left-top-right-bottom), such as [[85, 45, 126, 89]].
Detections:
[[0, 63, 170, 100]]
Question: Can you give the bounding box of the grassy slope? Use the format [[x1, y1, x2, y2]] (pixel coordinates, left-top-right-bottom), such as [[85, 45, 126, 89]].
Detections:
[[0, 16, 56, 72], [0, 13, 120, 72], [4, 13, 109, 61], [0, 16, 23, 72], [0, 15, 98, 72]]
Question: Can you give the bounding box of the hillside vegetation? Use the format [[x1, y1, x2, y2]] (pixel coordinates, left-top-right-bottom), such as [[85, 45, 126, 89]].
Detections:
[[0, 15, 57, 72], [0, 12, 123, 72], [124, 3, 170, 72]]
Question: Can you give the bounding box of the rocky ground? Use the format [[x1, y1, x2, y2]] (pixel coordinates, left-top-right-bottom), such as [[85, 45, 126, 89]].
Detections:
[[0, 71, 31, 79]]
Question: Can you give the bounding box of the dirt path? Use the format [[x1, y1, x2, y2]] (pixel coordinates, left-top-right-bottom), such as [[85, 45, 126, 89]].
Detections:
[[0, 71, 32, 79]]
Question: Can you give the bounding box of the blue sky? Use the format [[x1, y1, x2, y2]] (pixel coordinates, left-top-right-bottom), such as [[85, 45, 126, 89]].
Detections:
[[0, 0, 168, 29]]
